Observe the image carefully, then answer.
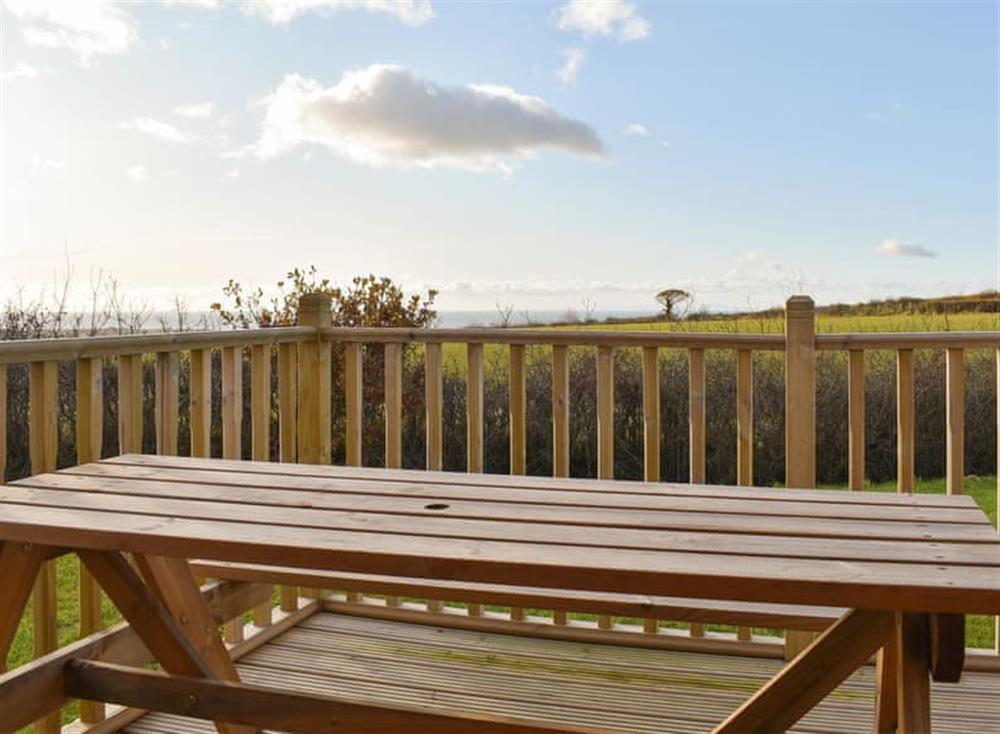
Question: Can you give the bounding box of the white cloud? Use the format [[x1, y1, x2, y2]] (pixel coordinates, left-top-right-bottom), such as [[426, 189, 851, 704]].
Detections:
[[738, 249, 764, 264], [174, 102, 215, 119], [4, 0, 138, 65], [126, 164, 149, 182], [251, 65, 603, 173], [163, 0, 220, 7], [0, 61, 50, 81], [224, 167, 240, 178], [555, 0, 650, 42], [244, 0, 434, 26], [556, 48, 585, 84], [622, 122, 648, 137], [876, 239, 937, 258], [119, 117, 198, 144], [31, 156, 67, 170]]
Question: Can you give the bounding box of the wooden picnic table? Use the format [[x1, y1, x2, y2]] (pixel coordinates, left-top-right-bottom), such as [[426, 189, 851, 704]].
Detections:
[[2, 454, 998, 734]]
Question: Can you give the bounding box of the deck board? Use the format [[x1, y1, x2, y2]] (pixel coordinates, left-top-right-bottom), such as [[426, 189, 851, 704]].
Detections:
[[123, 613, 1000, 734]]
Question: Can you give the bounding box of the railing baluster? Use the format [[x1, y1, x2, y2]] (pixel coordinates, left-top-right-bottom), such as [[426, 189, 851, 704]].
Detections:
[[117, 353, 143, 454], [509, 344, 527, 476], [425, 343, 443, 472], [688, 347, 706, 638], [424, 342, 453, 612], [221, 345, 245, 641], [277, 342, 299, 612], [596, 345, 614, 630], [897, 348, 915, 493], [189, 348, 212, 458], [155, 351, 179, 456], [596, 346, 614, 481], [848, 350, 865, 491], [784, 296, 817, 659], [945, 348, 965, 495], [251, 344, 274, 627], [76, 356, 106, 723], [640, 346, 660, 635], [642, 346, 660, 484], [467, 343, 484, 474], [508, 344, 527, 622], [689, 348, 706, 485], [996, 348, 999, 656], [384, 343, 403, 470], [461, 342, 485, 617], [383, 343, 403, 608], [345, 342, 363, 468], [29, 360, 59, 734], [735, 349, 753, 642], [552, 345, 570, 480]]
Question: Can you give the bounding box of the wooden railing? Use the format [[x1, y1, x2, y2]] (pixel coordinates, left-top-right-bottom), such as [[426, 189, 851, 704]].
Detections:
[[1, 294, 998, 733]]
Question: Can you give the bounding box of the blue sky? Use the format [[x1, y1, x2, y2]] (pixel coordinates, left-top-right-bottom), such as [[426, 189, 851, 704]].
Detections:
[[2, 0, 997, 314]]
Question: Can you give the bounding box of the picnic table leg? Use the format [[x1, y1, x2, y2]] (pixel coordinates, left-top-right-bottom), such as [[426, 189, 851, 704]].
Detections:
[[710, 609, 895, 734], [897, 612, 932, 734], [873, 622, 899, 734], [0, 542, 47, 673], [78, 550, 257, 734]]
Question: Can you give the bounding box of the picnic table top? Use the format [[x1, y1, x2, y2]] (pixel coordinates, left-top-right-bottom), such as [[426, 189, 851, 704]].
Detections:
[[2, 454, 998, 614]]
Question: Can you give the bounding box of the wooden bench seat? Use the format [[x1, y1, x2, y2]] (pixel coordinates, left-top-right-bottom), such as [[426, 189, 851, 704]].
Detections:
[[190, 560, 844, 643]]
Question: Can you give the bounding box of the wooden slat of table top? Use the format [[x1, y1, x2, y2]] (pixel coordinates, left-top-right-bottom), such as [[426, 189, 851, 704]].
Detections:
[[63, 461, 989, 525], [5, 481, 999, 567], [105, 454, 978, 508], [2, 492, 998, 615], [26, 471, 998, 545], [4, 483, 997, 567]]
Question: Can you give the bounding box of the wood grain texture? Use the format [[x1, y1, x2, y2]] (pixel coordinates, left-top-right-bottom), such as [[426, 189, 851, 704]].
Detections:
[[897, 612, 931, 734], [344, 342, 362, 466], [784, 296, 815, 489], [946, 348, 965, 495], [0, 542, 45, 673], [641, 347, 659, 483], [297, 294, 332, 466], [425, 343, 443, 472], [189, 349, 212, 459], [155, 352, 179, 456], [710, 609, 894, 734], [848, 349, 865, 491], [688, 349, 706, 485], [596, 346, 614, 481], [551, 345, 570, 478], [467, 343, 484, 473], [0, 365, 5, 484], [384, 343, 403, 470], [736, 349, 753, 487], [509, 345, 527, 476], [117, 354, 143, 455], [220, 347, 242, 463], [873, 624, 898, 734], [250, 345, 271, 464], [897, 349, 915, 493]]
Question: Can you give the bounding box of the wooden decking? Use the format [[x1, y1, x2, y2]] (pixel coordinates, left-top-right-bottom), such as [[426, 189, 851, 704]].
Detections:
[[123, 613, 1000, 734]]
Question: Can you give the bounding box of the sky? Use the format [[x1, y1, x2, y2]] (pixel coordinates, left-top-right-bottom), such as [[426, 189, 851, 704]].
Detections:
[[1, 0, 998, 315]]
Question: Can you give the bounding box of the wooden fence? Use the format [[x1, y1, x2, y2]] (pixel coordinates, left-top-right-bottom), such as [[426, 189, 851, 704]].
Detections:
[[1, 294, 998, 734]]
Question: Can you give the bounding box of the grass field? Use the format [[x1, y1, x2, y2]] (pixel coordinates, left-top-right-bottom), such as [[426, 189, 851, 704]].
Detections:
[[6, 475, 997, 728]]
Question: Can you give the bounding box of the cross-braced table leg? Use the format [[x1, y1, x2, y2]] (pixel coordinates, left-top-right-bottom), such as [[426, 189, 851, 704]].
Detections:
[[0, 542, 48, 674], [78, 550, 257, 734]]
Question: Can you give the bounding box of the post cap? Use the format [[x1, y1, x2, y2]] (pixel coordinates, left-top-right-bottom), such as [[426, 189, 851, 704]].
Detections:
[[297, 293, 333, 327], [785, 295, 815, 314]]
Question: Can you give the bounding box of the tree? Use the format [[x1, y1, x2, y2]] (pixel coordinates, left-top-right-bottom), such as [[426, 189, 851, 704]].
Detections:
[[655, 288, 691, 321], [211, 266, 437, 329]]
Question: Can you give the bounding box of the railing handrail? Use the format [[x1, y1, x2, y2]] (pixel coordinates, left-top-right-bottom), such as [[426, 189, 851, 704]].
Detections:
[[0, 326, 314, 364], [3, 325, 997, 366]]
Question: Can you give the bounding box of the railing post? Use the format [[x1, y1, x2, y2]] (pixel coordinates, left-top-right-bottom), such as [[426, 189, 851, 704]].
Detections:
[[297, 294, 332, 601], [945, 348, 965, 495], [29, 360, 60, 734], [76, 357, 106, 723], [784, 295, 816, 660], [297, 294, 332, 466], [784, 296, 816, 489], [277, 341, 299, 612]]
